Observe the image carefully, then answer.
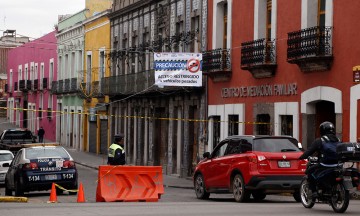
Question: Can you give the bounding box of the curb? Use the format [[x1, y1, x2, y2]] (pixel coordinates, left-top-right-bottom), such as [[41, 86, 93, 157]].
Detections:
[[0, 196, 28, 202]]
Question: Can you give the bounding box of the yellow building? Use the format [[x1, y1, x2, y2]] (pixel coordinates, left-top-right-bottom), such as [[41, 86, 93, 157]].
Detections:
[[82, 9, 111, 154]]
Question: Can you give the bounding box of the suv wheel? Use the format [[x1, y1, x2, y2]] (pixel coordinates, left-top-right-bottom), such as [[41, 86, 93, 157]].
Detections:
[[194, 174, 210, 199], [233, 174, 250, 202]]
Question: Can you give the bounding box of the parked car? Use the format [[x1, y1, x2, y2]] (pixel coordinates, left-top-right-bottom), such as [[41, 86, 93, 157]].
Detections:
[[193, 135, 307, 202], [0, 150, 14, 184], [0, 128, 37, 154], [4, 145, 78, 196]]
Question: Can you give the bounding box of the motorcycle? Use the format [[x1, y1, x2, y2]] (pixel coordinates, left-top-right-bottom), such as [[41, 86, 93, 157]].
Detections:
[[300, 156, 360, 213]]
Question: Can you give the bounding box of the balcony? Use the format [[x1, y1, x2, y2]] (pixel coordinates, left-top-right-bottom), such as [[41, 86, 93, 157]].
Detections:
[[102, 70, 155, 95], [91, 81, 104, 98], [64, 79, 70, 93], [33, 79, 39, 91], [42, 78, 48, 89], [241, 38, 277, 78], [51, 81, 58, 94], [26, 80, 31, 90], [70, 78, 78, 93], [58, 80, 64, 94], [287, 26, 333, 72], [19, 80, 26, 91], [202, 48, 231, 80]]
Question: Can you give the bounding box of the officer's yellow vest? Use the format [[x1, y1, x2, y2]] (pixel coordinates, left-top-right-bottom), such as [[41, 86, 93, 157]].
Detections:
[[108, 143, 124, 158]]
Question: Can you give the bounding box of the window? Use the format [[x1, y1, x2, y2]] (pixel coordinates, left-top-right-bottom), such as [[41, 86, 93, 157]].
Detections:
[[49, 59, 54, 88], [212, 142, 228, 158], [280, 115, 293, 136], [225, 140, 242, 155], [86, 53, 92, 93], [99, 50, 105, 90], [223, 3, 228, 49], [228, 115, 239, 136], [318, 0, 326, 27], [266, 0, 272, 40], [256, 114, 270, 135]]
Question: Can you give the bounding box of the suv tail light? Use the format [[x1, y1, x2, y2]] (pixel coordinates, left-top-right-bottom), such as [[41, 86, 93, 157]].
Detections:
[[23, 162, 38, 170], [63, 160, 75, 168]]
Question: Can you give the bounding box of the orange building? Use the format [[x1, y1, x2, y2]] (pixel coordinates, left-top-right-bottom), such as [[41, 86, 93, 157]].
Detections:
[[204, 0, 360, 150]]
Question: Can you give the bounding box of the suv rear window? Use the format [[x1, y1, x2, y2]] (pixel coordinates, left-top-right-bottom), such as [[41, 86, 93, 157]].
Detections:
[[3, 130, 33, 140], [253, 138, 300, 153]]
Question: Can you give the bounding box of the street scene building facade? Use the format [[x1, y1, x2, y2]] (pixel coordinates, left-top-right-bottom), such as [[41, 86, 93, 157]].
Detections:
[[107, 0, 208, 177], [54, 0, 112, 151], [6, 31, 57, 141], [4, 0, 360, 180], [206, 0, 360, 150]]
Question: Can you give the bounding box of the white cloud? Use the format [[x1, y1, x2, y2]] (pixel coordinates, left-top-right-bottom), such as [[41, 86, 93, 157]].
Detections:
[[0, 0, 85, 39]]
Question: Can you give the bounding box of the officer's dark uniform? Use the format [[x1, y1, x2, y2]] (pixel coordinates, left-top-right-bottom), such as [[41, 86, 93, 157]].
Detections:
[[107, 134, 126, 165]]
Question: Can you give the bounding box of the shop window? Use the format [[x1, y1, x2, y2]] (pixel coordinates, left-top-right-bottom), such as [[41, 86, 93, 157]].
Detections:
[[212, 116, 221, 149], [256, 114, 270, 135], [228, 115, 239, 136], [280, 115, 293, 136]]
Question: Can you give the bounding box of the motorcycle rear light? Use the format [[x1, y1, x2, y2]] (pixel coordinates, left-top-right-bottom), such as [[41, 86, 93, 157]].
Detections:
[[353, 177, 359, 181], [23, 162, 38, 170], [336, 177, 342, 182], [63, 160, 75, 168]]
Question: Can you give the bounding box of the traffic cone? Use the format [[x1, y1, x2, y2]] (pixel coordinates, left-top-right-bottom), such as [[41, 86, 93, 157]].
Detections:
[[77, 182, 85, 203], [48, 183, 57, 203]]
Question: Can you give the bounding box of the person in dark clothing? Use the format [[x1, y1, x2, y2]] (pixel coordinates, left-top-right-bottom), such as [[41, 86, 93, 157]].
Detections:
[[38, 126, 45, 143], [107, 134, 126, 165], [299, 121, 340, 197]]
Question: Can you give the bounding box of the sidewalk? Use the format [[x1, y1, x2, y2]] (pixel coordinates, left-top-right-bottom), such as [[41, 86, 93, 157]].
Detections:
[[65, 148, 194, 190]]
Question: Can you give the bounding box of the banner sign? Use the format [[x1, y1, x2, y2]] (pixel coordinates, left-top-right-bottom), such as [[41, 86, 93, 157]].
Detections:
[[154, 52, 202, 87]]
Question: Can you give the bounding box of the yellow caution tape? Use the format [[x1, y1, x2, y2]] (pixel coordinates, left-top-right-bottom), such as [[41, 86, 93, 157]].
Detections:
[[54, 183, 78, 193], [0, 107, 270, 125], [0, 196, 28, 202]]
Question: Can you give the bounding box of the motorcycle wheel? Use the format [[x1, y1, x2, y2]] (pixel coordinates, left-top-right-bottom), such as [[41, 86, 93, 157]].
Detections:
[[300, 178, 315, 208], [330, 183, 349, 213]]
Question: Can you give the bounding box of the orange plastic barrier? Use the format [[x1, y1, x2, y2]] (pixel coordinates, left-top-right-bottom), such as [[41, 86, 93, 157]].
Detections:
[[96, 166, 164, 202]]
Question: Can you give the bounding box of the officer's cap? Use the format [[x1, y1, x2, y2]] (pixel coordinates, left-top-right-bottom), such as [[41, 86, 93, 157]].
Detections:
[[114, 133, 124, 140]]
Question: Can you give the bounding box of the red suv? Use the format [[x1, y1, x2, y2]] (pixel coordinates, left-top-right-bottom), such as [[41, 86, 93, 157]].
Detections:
[[193, 135, 307, 202]]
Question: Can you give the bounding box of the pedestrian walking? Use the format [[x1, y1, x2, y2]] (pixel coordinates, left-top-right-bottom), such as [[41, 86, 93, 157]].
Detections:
[[38, 126, 45, 143], [107, 134, 126, 165]]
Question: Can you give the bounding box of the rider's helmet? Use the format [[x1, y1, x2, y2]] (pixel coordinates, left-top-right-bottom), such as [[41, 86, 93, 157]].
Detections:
[[319, 121, 335, 136]]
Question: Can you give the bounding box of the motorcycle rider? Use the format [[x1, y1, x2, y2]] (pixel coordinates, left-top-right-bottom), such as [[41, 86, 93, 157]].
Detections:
[[299, 121, 340, 198]]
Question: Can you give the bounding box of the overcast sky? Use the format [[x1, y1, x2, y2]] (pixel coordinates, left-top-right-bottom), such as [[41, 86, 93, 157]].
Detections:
[[0, 0, 85, 39]]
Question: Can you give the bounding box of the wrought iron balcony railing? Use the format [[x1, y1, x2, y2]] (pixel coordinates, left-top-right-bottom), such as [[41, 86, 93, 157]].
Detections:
[[19, 80, 26, 91], [102, 70, 155, 95], [58, 80, 64, 94], [241, 38, 277, 78], [51, 81, 58, 94], [202, 48, 231, 74], [70, 78, 78, 93], [241, 38, 276, 67], [26, 80, 31, 90], [64, 79, 70, 93], [33, 79, 39, 91], [287, 26, 333, 62]]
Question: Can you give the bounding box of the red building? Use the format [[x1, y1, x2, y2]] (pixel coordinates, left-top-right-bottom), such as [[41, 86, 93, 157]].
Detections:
[[204, 0, 360, 150]]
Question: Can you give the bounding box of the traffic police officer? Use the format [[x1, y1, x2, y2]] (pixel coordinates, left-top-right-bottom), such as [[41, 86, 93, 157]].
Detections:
[[107, 134, 126, 165]]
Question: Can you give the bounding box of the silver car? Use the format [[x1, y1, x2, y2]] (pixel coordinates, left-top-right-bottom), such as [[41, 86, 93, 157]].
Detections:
[[0, 150, 14, 184]]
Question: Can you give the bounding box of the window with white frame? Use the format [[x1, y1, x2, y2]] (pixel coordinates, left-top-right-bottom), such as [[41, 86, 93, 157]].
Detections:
[[280, 115, 293, 136], [49, 59, 54, 88], [25, 64, 28, 81], [18, 66, 22, 83], [228, 115, 239, 136], [302, 0, 333, 29], [99, 50, 105, 91]]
